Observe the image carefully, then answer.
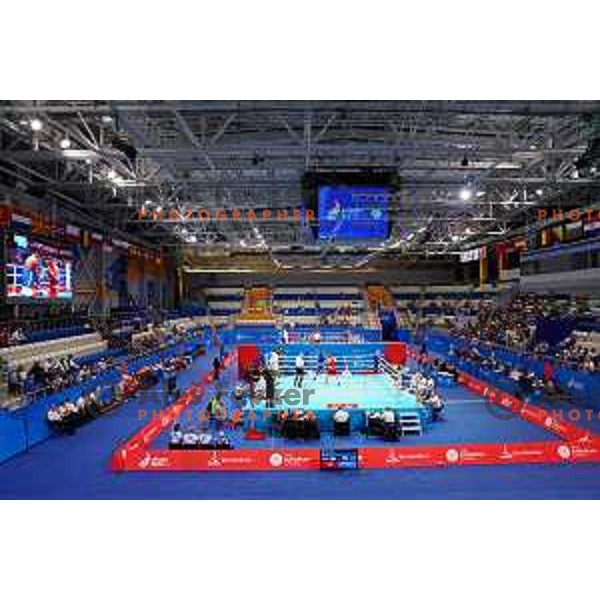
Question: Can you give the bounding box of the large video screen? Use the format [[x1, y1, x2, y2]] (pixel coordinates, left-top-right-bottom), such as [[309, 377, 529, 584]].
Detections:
[[318, 185, 390, 241], [4, 233, 73, 301]]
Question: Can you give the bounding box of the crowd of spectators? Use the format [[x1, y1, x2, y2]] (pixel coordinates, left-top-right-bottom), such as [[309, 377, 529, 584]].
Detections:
[[395, 296, 496, 329], [46, 385, 117, 434], [451, 345, 567, 402], [450, 295, 542, 349], [5, 319, 205, 402], [280, 324, 363, 345], [549, 334, 599, 373], [317, 303, 360, 327], [128, 322, 195, 357], [7, 354, 118, 399], [277, 298, 363, 326], [448, 293, 600, 374], [44, 347, 200, 434]]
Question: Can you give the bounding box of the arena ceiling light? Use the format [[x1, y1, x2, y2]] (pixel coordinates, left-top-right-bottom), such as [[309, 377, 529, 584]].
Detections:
[[59, 136, 71, 150], [459, 187, 473, 201], [29, 118, 43, 132], [61, 148, 97, 161]]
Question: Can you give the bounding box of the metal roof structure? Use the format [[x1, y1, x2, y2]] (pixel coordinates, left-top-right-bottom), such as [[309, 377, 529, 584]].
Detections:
[[2, 100, 600, 267]]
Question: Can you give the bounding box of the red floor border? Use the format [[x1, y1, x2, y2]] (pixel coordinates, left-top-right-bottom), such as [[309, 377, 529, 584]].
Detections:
[[110, 349, 600, 472]]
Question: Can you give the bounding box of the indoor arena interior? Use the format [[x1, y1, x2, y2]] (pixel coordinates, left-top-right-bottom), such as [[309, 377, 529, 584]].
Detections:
[[2, 100, 600, 499]]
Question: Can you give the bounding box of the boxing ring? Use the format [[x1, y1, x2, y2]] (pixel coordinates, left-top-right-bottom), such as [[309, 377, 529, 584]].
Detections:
[[243, 371, 429, 433], [110, 342, 600, 472]]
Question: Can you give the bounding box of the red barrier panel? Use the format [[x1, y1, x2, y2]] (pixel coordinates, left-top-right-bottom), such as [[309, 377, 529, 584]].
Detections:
[[111, 347, 600, 473], [237, 344, 261, 379], [384, 342, 406, 365], [111, 354, 235, 471], [115, 439, 600, 472], [359, 439, 600, 469], [119, 385, 204, 456], [119, 448, 322, 471], [460, 373, 592, 442], [359, 445, 450, 469]]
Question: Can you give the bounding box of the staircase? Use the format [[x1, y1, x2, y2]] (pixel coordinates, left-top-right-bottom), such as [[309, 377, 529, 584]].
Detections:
[[365, 285, 400, 339], [237, 287, 276, 324], [362, 287, 383, 329], [398, 411, 423, 435], [366, 285, 396, 310]]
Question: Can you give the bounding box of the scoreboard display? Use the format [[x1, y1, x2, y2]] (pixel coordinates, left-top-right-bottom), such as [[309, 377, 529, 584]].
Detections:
[[4, 233, 73, 301], [318, 185, 390, 241], [302, 167, 398, 245], [320, 448, 360, 470]]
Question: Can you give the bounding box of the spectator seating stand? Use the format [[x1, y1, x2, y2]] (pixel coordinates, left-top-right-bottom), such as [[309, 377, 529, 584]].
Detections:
[[0, 332, 108, 371]]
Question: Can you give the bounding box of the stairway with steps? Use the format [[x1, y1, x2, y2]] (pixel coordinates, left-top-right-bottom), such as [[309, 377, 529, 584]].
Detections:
[[237, 287, 276, 324], [398, 411, 423, 435]]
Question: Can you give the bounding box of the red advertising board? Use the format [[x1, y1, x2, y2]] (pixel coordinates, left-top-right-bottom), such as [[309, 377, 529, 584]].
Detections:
[[117, 448, 322, 472]]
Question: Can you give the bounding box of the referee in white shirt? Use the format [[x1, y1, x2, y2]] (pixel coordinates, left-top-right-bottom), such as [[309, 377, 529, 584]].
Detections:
[[294, 353, 306, 388]]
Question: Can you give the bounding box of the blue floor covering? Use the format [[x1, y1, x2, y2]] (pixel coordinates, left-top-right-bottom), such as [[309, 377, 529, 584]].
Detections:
[[1, 354, 599, 499]]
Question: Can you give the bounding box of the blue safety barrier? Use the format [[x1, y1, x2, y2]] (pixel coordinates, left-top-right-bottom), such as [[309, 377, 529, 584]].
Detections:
[[0, 338, 206, 465], [423, 328, 600, 409]]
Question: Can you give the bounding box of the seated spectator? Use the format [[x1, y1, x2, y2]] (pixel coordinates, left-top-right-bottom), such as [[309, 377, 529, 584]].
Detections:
[[182, 429, 199, 448], [9, 327, 27, 345], [382, 407, 399, 440], [424, 392, 445, 420], [47, 400, 79, 434], [383, 408, 396, 425], [333, 407, 351, 435], [169, 423, 184, 448], [113, 381, 125, 405], [198, 432, 213, 448], [47, 405, 61, 425], [215, 430, 232, 449], [7, 367, 21, 396], [333, 408, 350, 424], [75, 393, 87, 415]]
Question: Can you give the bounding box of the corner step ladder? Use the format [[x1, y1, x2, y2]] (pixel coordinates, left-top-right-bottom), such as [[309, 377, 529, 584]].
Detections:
[[399, 412, 423, 436]]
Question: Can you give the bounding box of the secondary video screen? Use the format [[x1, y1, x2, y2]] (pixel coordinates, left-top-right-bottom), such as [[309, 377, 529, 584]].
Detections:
[[318, 185, 390, 241], [5, 233, 73, 301]]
